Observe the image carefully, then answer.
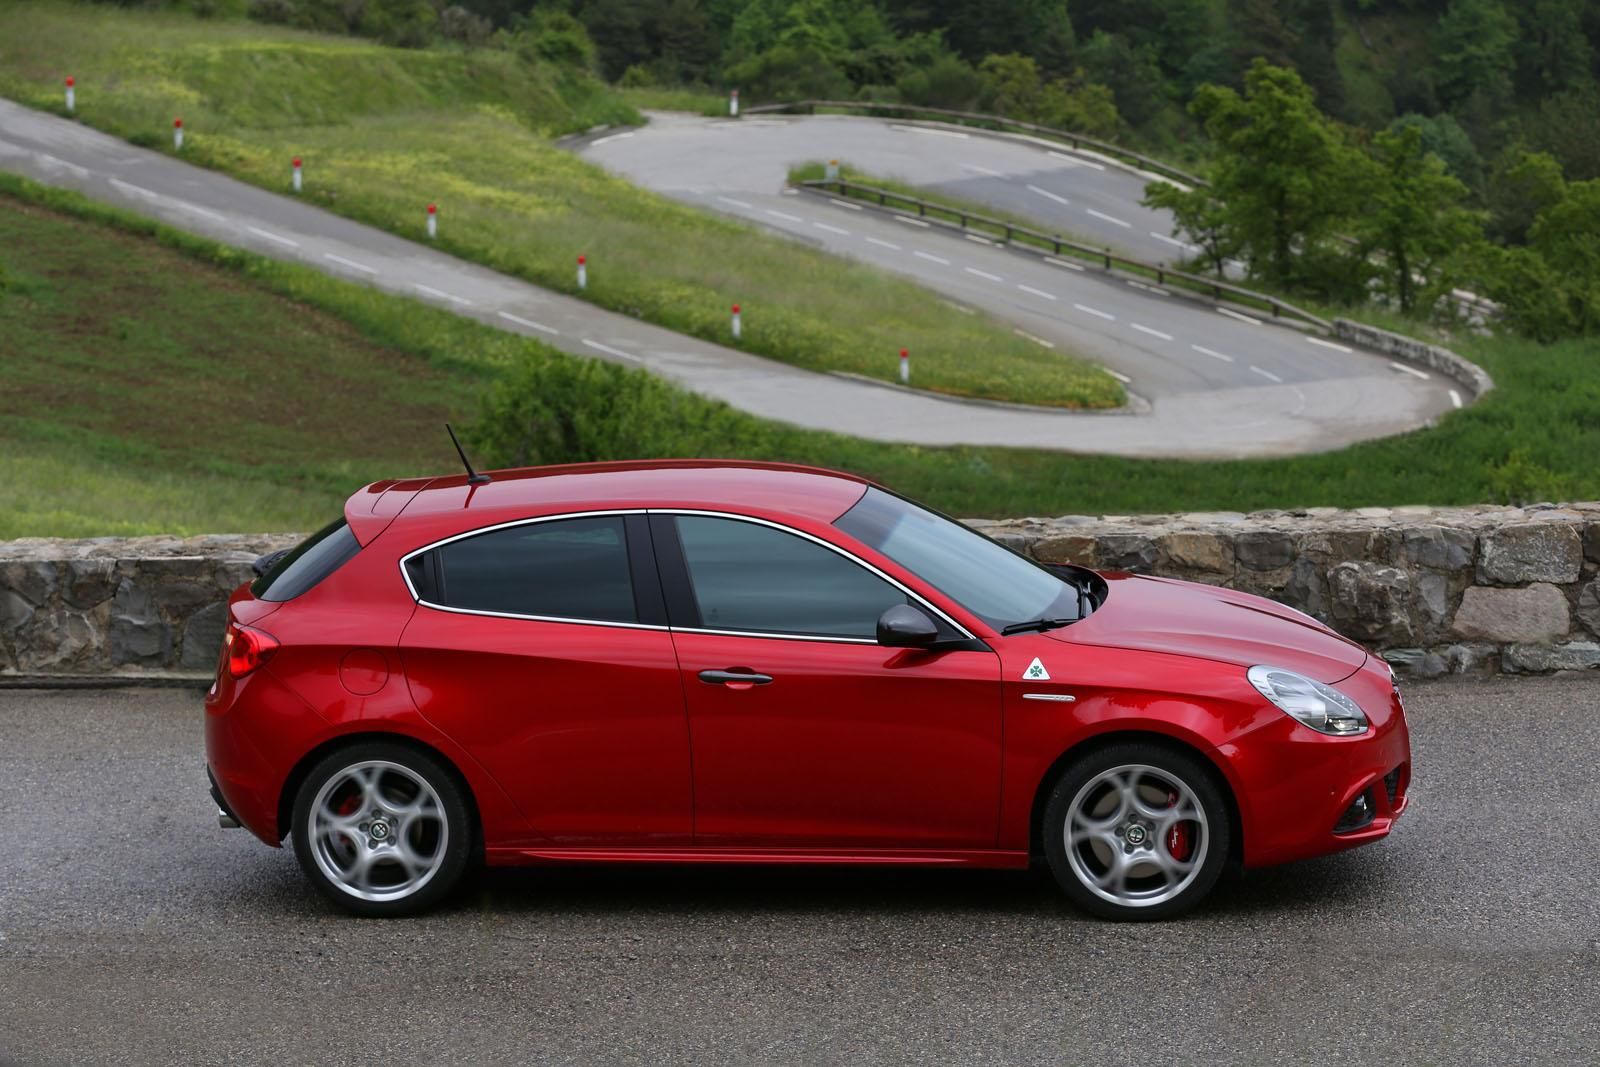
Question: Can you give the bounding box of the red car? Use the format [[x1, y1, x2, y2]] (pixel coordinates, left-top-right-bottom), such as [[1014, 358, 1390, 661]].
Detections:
[[206, 459, 1409, 920]]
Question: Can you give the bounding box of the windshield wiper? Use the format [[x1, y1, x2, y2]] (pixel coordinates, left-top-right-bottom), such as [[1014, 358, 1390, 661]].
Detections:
[[1000, 617, 1076, 635]]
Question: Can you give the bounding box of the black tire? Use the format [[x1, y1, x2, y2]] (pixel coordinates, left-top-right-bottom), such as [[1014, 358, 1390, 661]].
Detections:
[[290, 740, 471, 917], [1041, 741, 1231, 921]]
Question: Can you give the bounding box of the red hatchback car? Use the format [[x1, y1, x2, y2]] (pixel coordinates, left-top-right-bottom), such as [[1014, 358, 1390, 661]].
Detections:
[[206, 460, 1410, 920]]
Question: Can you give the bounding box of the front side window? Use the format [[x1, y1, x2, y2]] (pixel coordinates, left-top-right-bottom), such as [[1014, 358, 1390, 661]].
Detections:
[[674, 516, 906, 639], [424, 515, 636, 623]]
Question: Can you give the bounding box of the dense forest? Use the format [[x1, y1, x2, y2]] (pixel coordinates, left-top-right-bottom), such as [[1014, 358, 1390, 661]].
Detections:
[[115, 0, 1600, 336]]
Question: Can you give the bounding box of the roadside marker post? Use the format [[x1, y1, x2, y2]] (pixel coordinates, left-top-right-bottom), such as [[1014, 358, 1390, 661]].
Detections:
[[173, 118, 183, 150], [899, 348, 909, 384], [291, 157, 302, 193], [731, 304, 742, 340], [577, 255, 587, 290], [64, 76, 74, 114], [729, 89, 739, 118], [826, 159, 839, 181], [426, 202, 437, 239]]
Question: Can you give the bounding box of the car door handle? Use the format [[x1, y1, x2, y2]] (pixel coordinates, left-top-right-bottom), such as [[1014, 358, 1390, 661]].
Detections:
[[698, 669, 773, 686]]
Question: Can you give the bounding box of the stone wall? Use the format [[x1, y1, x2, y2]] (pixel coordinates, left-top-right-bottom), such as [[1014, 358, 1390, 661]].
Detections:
[[3, 503, 1599, 679], [1331, 318, 1496, 399]]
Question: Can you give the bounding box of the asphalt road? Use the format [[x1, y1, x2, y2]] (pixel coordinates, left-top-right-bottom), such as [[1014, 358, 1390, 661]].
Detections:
[[2, 677, 1597, 1065], [0, 98, 1453, 459]]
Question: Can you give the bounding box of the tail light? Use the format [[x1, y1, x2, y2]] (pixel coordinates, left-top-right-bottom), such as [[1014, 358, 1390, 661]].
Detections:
[[225, 623, 279, 678]]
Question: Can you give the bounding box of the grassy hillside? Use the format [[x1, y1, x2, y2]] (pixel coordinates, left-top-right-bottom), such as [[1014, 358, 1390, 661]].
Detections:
[[0, 0, 1120, 410]]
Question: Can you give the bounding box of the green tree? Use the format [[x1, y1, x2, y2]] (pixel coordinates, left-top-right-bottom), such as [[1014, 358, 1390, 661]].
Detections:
[[1485, 147, 1566, 245], [1433, 0, 1518, 107], [1388, 112, 1484, 190], [1077, 30, 1165, 128], [1523, 86, 1600, 182], [1511, 0, 1595, 96], [1356, 125, 1483, 313], [1142, 180, 1237, 276]]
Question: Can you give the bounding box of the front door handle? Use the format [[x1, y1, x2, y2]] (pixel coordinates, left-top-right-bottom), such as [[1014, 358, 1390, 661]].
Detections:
[[698, 669, 774, 686]]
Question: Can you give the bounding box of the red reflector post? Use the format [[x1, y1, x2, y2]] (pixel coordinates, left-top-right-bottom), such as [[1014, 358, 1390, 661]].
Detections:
[[226, 623, 280, 678]]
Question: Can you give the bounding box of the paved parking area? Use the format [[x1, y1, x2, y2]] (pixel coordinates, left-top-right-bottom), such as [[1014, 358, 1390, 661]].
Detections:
[[2, 676, 1597, 1065]]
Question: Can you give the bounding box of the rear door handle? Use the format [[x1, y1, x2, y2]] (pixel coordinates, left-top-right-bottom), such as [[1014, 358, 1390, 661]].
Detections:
[[698, 669, 773, 686]]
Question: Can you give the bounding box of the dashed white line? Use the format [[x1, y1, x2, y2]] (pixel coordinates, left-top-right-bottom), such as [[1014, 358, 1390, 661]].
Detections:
[[1027, 184, 1071, 206], [828, 197, 864, 211], [1048, 150, 1105, 170], [1307, 336, 1354, 353], [108, 177, 158, 199], [914, 250, 950, 265], [590, 131, 634, 147], [964, 233, 994, 246], [175, 201, 225, 222], [1151, 232, 1189, 249], [1126, 280, 1169, 296], [893, 215, 931, 228], [892, 124, 969, 139], [1074, 303, 1115, 321], [246, 225, 299, 249], [1014, 329, 1055, 349], [582, 338, 640, 362], [716, 195, 753, 210], [323, 252, 377, 275], [964, 267, 1003, 282], [866, 237, 902, 251], [1017, 284, 1057, 301], [813, 221, 850, 235], [1217, 307, 1262, 326], [413, 283, 471, 307], [962, 164, 1002, 176], [1105, 369, 1132, 383], [1087, 208, 1132, 228], [1131, 323, 1174, 341], [38, 153, 90, 178], [764, 209, 802, 223], [1249, 365, 1284, 383], [1045, 257, 1085, 272], [497, 310, 558, 335], [1389, 361, 1431, 380], [1449, 389, 1463, 409], [1191, 344, 1235, 363]]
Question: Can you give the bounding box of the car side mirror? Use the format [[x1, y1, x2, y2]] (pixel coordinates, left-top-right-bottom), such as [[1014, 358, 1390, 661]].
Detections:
[[877, 604, 940, 648]]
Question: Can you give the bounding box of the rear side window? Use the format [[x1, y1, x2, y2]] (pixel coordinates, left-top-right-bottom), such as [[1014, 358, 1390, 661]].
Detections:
[[420, 516, 637, 623], [252, 519, 361, 602]]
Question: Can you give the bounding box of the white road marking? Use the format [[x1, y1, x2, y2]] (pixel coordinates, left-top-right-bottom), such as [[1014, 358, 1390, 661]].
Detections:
[[1017, 284, 1057, 301], [1126, 280, 1169, 296], [715, 195, 753, 209], [893, 215, 931, 228], [1249, 365, 1284, 383], [828, 197, 864, 211], [497, 311, 558, 335], [323, 252, 377, 275], [1105, 369, 1132, 383], [175, 201, 225, 222], [1217, 307, 1262, 326], [813, 221, 850, 235], [1449, 389, 1463, 409], [1151, 232, 1189, 249], [246, 225, 299, 249], [1131, 323, 1173, 341], [1045, 257, 1085, 272], [964, 267, 1003, 282], [589, 131, 634, 147], [914, 250, 950, 265], [38, 153, 91, 178], [764, 209, 802, 223], [1027, 184, 1071, 206], [1014, 329, 1055, 349], [108, 177, 158, 199], [582, 338, 640, 362], [1191, 344, 1235, 363], [1389, 361, 1431, 380], [1087, 208, 1132, 228], [964, 233, 994, 246], [1048, 150, 1105, 170], [866, 237, 902, 251], [1074, 303, 1115, 321], [413, 283, 471, 307], [892, 124, 969, 139], [1307, 336, 1354, 353], [962, 164, 1002, 176]]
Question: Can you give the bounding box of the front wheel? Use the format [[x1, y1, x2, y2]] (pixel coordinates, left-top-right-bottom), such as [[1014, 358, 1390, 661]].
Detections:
[[290, 741, 471, 917], [1041, 743, 1231, 921]]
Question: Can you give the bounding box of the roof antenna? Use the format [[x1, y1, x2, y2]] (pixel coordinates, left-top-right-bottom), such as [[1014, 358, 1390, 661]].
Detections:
[[446, 423, 491, 485]]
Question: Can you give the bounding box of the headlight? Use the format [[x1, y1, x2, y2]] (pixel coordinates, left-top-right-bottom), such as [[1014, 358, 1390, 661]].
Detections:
[[1246, 666, 1369, 736]]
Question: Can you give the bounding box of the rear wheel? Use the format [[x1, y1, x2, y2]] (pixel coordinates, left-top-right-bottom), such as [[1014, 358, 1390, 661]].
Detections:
[[290, 741, 470, 917], [1041, 743, 1230, 921]]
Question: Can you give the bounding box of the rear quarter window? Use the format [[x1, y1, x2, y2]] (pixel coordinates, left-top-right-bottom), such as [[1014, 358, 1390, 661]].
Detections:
[[251, 519, 362, 602]]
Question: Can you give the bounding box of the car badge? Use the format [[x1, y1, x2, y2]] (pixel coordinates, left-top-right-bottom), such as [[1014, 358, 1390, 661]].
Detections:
[[1022, 657, 1050, 681]]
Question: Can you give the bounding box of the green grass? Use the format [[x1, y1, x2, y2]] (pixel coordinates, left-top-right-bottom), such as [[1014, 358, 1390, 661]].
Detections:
[[4, 172, 1598, 543], [0, 0, 1121, 411], [615, 86, 728, 117]]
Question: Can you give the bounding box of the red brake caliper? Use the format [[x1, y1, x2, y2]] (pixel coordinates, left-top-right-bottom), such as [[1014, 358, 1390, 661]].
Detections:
[[1165, 790, 1193, 861]]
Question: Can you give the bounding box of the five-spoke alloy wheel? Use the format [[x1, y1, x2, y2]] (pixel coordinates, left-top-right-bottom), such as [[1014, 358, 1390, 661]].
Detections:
[[291, 742, 471, 916], [1042, 743, 1230, 920]]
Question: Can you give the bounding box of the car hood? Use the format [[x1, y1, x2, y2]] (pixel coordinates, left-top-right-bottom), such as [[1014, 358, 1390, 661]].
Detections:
[[1046, 574, 1367, 684]]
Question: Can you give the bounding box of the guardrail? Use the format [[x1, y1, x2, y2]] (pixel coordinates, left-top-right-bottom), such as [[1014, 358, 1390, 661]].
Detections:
[[798, 177, 1330, 331], [743, 99, 1206, 189]]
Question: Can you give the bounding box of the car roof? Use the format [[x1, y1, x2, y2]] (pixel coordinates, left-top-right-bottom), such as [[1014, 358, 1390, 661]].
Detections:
[[347, 459, 875, 541]]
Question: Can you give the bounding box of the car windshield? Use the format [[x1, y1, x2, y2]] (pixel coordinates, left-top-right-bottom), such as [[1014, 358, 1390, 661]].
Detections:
[[835, 488, 1081, 632]]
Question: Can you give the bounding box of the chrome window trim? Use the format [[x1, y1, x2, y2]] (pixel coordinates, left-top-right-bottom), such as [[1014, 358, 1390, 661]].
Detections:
[[395, 506, 978, 645]]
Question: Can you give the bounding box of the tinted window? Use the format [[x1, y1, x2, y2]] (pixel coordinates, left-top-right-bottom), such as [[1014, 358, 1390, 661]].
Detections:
[[675, 516, 906, 639], [431, 516, 636, 623], [252, 519, 361, 602]]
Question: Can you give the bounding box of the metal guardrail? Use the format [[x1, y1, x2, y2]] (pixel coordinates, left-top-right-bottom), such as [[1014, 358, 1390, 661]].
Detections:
[[799, 177, 1330, 331], [743, 99, 1206, 189]]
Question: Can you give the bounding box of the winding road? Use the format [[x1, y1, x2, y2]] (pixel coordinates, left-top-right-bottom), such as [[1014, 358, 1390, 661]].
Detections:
[[0, 98, 1457, 457]]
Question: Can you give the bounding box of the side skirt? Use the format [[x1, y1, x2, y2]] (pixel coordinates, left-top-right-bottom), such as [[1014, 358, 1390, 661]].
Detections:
[[485, 847, 1032, 870]]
